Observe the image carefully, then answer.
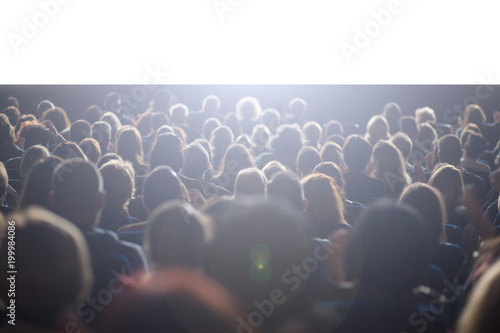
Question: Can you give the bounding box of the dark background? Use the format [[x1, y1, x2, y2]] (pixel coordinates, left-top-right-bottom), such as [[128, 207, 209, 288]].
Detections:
[[2, 85, 499, 129]]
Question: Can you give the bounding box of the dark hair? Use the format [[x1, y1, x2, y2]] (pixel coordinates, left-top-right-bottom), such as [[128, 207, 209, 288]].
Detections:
[[465, 132, 487, 160], [0, 96, 19, 110], [97, 152, 123, 168], [143, 166, 186, 212], [297, 146, 322, 178], [0, 114, 15, 146], [183, 142, 209, 180], [438, 134, 462, 166], [104, 92, 121, 112], [53, 142, 87, 161], [99, 160, 135, 212], [313, 161, 344, 189], [24, 124, 50, 150], [41, 107, 70, 133], [342, 135, 372, 172], [116, 126, 144, 168], [91, 121, 112, 154], [79, 138, 102, 164], [267, 171, 304, 212], [463, 104, 486, 126], [1, 106, 21, 126], [149, 133, 184, 173], [83, 105, 102, 125], [399, 116, 418, 141], [212, 144, 254, 193], [324, 120, 344, 138], [69, 120, 92, 144], [320, 141, 342, 166], [202, 117, 221, 141]]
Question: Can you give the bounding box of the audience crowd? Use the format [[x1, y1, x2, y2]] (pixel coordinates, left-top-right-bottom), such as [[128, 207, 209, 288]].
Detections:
[[1, 90, 500, 332]]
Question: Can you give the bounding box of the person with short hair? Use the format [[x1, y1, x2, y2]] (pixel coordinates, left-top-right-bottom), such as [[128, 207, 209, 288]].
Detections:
[[1, 106, 20, 127], [365, 115, 390, 146], [70, 119, 92, 144], [296, 146, 322, 179], [461, 132, 490, 172], [266, 171, 307, 213], [233, 168, 267, 199], [169, 103, 200, 143]]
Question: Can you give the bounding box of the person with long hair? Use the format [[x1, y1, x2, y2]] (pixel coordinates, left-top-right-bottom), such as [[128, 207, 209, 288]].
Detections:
[[116, 126, 147, 176], [211, 143, 255, 194]]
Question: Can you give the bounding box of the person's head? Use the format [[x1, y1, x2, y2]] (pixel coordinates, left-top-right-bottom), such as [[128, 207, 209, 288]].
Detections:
[[250, 124, 271, 152], [193, 138, 212, 163], [1, 96, 19, 111], [0, 113, 15, 146], [169, 103, 189, 124], [135, 111, 153, 136], [223, 112, 241, 138], [172, 126, 187, 145], [342, 135, 373, 172], [428, 164, 464, 209], [156, 124, 174, 137], [371, 140, 410, 192], [296, 146, 322, 178], [99, 160, 135, 213], [0, 207, 92, 327], [53, 142, 87, 161], [83, 105, 102, 125], [104, 92, 122, 114], [456, 259, 500, 333], [91, 121, 112, 154], [399, 183, 447, 244], [143, 166, 187, 213], [382, 102, 402, 128], [202, 117, 221, 141], [116, 126, 144, 167], [19, 156, 63, 210], [261, 108, 281, 134], [41, 107, 70, 133], [464, 132, 487, 160], [69, 119, 91, 144], [463, 104, 486, 126], [97, 152, 123, 168], [313, 161, 344, 190], [262, 160, 286, 181], [287, 98, 307, 122], [415, 106, 436, 125], [267, 171, 307, 213], [149, 133, 184, 173], [37, 100, 55, 118], [24, 124, 50, 149], [234, 168, 267, 198], [399, 116, 418, 142], [416, 123, 438, 153], [365, 115, 390, 145], [302, 121, 323, 147], [269, 124, 303, 166], [151, 112, 169, 133], [20, 145, 49, 179], [324, 120, 344, 139], [182, 142, 209, 180], [15, 114, 36, 138], [100, 111, 122, 143], [390, 132, 412, 161], [211, 125, 234, 150], [236, 97, 261, 121], [437, 134, 463, 166], [49, 158, 105, 228], [460, 124, 481, 146], [79, 138, 102, 164], [214, 144, 255, 192], [201, 95, 221, 115], [151, 88, 173, 112], [301, 173, 345, 238], [0, 162, 7, 200], [145, 201, 213, 270], [1, 106, 20, 126], [320, 141, 342, 166], [343, 202, 430, 292]]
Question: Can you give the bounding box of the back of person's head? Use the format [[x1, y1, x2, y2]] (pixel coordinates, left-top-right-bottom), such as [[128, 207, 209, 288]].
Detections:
[[24, 123, 50, 149], [145, 201, 213, 270], [0, 162, 7, 200], [416, 122, 437, 152], [296, 146, 322, 178], [1, 106, 20, 126], [223, 112, 241, 138], [151, 88, 173, 112], [463, 104, 486, 126], [183, 142, 209, 180], [41, 107, 70, 133], [320, 141, 342, 166], [236, 96, 261, 121], [438, 134, 462, 166], [465, 132, 487, 160], [234, 168, 267, 198], [83, 105, 102, 125], [149, 133, 184, 172], [104, 91, 121, 113], [97, 152, 123, 168], [267, 171, 306, 212], [390, 132, 413, 160], [428, 164, 464, 209], [313, 161, 344, 190], [261, 108, 281, 134], [342, 134, 373, 172], [202, 94, 221, 115], [91, 120, 112, 153], [53, 142, 87, 161], [156, 124, 174, 137], [143, 166, 186, 213], [343, 202, 429, 292], [15, 114, 36, 138], [0, 113, 14, 146], [20, 145, 49, 179], [37, 100, 55, 118], [270, 124, 303, 159], [324, 120, 344, 139], [135, 111, 153, 136], [399, 115, 418, 142], [1, 96, 20, 111], [151, 112, 169, 133], [217, 143, 254, 174], [116, 125, 144, 167], [0, 207, 92, 328], [235, 134, 251, 149], [169, 103, 189, 124], [100, 111, 122, 143], [457, 259, 500, 333], [399, 183, 447, 244], [415, 106, 436, 125], [382, 102, 402, 125], [69, 119, 91, 144], [99, 160, 135, 213], [211, 125, 234, 150], [49, 158, 104, 228], [262, 160, 286, 181], [79, 138, 102, 164], [302, 121, 323, 147], [301, 173, 345, 238], [287, 98, 307, 121], [365, 115, 390, 145], [371, 140, 410, 187], [19, 156, 63, 210], [461, 126, 481, 148], [172, 126, 187, 145], [193, 138, 212, 163], [201, 117, 221, 141], [250, 124, 271, 151]]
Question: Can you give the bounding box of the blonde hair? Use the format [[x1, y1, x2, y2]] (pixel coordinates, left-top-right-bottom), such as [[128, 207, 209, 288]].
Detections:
[[365, 115, 390, 145]]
